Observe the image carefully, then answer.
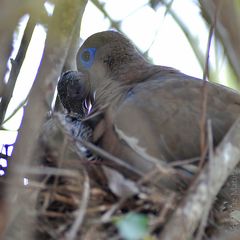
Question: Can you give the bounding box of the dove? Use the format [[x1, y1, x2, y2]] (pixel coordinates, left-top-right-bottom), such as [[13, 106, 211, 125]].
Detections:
[[74, 30, 240, 179]]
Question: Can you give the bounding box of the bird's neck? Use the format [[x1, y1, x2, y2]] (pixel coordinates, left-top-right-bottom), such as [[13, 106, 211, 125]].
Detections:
[[112, 60, 179, 84], [93, 79, 129, 111], [92, 61, 180, 111]]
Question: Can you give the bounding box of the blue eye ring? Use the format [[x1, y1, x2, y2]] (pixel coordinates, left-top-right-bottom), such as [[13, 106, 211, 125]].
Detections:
[[80, 47, 96, 69]]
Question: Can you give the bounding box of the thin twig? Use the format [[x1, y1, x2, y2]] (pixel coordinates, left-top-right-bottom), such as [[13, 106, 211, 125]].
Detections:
[[199, 3, 220, 168], [2, 98, 27, 125], [169, 157, 200, 167], [91, 0, 121, 30], [0, 16, 36, 126], [196, 120, 213, 240], [159, 0, 205, 71], [0, 0, 27, 96], [0, 152, 9, 160], [54, 113, 144, 177], [50, 135, 68, 205], [101, 197, 128, 223], [160, 117, 240, 240], [14, 165, 80, 178], [65, 169, 90, 240], [150, 193, 175, 231], [200, 0, 240, 83]]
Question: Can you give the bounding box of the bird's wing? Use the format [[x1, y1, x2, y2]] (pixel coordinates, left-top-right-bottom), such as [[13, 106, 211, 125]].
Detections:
[[111, 76, 240, 167]]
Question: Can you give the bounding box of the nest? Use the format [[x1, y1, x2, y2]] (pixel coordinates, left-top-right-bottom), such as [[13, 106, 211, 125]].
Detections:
[[10, 112, 238, 240]]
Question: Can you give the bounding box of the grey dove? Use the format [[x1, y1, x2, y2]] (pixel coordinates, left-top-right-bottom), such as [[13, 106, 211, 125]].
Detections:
[[74, 30, 240, 178]]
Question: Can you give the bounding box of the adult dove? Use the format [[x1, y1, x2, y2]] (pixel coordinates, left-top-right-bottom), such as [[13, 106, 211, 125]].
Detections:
[[75, 31, 240, 180]]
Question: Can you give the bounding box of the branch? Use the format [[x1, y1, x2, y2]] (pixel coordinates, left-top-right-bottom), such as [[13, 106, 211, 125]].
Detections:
[[55, 7, 84, 111], [5, 0, 88, 239], [160, 117, 240, 239], [91, 0, 121, 30], [0, 16, 36, 126], [62, 13, 82, 72], [65, 169, 90, 240], [200, 0, 240, 85], [0, 0, 26, 96], [199, 9, 217, 166]]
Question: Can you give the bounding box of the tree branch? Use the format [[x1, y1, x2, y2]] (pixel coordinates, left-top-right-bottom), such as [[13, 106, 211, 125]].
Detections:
[[200, 0, 240, 84], [0, 16, 36, 126], [160, 117, 240, 239], [5, 0, 88, 239], [0, 0, 26, 96]]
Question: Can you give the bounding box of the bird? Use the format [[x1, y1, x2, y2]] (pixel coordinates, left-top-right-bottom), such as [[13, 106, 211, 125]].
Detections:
[[57, 70, 92, 118], [74, 30, 240, 180], [57, 70, 95, 160], [54, 30, 240, 234]]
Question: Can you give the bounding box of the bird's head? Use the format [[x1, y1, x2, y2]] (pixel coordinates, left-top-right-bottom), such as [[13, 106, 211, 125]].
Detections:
[[57, 71, 91, 116], [76, 31, 148, 89]]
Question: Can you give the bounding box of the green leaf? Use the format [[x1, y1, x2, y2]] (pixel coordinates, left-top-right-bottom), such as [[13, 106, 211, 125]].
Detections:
[[115, 212, 149, 240]]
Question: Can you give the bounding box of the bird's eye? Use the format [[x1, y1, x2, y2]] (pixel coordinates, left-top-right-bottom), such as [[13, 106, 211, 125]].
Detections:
[[80, 48, 96, 69], [82, 51, 90, 61]]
